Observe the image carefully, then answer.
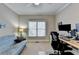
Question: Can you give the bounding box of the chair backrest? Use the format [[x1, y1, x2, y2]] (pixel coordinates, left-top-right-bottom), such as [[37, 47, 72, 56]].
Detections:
[[50, 31, 60, 50], [50, 32, 59, 41]]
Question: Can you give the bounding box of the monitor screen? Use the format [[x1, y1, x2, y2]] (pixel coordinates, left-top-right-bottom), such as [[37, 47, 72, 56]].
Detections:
[[76, 23, 79, 32], [58, 24, 71, 31]]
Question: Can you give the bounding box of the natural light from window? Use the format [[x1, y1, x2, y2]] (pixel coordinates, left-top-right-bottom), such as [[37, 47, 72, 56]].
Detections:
[[28, 21, 46, 37]]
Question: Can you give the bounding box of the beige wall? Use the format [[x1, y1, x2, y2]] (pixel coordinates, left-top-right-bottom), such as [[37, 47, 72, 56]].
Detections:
[[1, 3, 79, 41], [0, 3, 57, 42], [19, 15, 56, 41], [0, 4, 18, 37], [0, 3, 56, 41], [56, 4, 79, 31]]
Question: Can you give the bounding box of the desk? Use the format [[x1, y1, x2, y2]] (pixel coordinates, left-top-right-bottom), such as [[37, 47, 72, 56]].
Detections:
[[60, 38, 79, 49]]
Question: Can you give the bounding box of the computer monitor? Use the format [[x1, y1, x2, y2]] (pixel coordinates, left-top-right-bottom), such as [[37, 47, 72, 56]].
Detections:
[[70, 29, 77, 37], [76, 23, 79, 32], [58, 24, 71, 32]]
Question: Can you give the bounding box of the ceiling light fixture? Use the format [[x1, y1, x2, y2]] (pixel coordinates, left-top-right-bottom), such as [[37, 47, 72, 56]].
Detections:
[[34, 3, 40, 5]]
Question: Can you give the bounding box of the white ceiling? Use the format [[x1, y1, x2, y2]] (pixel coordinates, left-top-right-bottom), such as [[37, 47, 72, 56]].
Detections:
[[4, 3, 69, 15]]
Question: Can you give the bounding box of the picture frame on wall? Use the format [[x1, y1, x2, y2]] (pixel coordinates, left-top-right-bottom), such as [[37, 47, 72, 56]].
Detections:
[[0, 21, 6, 29], [0, 24, 6, 29]]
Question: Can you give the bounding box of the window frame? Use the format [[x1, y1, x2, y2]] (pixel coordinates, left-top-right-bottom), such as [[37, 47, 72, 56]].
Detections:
[[28, 20, 47, 37]]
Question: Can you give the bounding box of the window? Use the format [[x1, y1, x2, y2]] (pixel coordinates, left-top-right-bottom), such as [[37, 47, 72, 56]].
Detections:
[[28, 21, 46, 37]]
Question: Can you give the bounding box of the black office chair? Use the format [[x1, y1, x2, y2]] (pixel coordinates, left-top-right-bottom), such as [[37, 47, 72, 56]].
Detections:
[[50, 31, 73, 55]]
